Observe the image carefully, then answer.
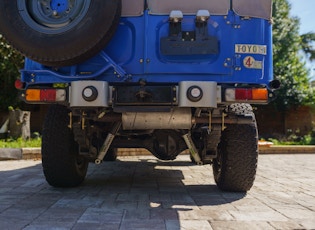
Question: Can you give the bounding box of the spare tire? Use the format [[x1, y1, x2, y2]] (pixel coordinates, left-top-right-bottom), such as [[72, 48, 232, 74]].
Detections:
[[0, 0, 121, 67]]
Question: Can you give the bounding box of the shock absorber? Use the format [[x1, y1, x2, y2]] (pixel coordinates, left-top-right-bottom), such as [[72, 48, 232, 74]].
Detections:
[[182, 132, 203, 165], [95, 122, 121, 164]]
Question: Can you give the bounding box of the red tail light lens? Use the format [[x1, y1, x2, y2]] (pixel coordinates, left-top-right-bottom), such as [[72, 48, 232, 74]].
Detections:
[[225, 88, 268, 102], [25, 89, 66, 102]]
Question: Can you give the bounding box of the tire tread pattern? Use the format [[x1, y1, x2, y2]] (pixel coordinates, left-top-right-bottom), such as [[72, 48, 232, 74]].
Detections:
[[213, 103, 258, 192], [42, 105, 88, 187], [0, 1, 122, 66]]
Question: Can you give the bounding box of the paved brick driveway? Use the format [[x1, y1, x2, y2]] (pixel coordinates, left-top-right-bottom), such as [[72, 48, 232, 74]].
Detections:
[[0, 154, 314, 229]]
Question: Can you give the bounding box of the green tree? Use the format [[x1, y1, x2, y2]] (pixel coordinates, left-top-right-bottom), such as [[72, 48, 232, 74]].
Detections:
[[272, 0, 315, 110], [0, 34, 24, 111], [300, 32, 315, 61]]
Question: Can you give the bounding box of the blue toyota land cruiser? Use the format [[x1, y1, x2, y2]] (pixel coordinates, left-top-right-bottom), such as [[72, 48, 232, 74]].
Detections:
[[0, 0, 277, 191]]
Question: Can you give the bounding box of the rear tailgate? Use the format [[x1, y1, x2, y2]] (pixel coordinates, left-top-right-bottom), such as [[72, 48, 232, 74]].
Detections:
[[105, 0, 273, 84]]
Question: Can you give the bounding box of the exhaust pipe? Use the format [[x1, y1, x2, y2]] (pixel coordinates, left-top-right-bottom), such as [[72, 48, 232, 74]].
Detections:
[[269, 80, 281, 90]]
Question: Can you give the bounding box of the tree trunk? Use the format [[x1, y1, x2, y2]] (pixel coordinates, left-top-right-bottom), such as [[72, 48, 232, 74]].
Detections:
[[9, 109, 31, 140]]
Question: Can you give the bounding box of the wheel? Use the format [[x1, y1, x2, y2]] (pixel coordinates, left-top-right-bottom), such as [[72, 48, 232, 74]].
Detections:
[[42, 105, 88, 187], [0, 0, 121, 66], [212, 103, 258, 192]]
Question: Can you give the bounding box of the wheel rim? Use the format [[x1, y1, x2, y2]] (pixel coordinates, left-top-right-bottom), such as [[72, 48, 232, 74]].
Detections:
[[18, 0, 91, 34]]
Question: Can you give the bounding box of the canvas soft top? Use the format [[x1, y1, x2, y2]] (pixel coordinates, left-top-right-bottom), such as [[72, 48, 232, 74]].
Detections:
[[122, 0, 145, 16], [146, 0, 272, 20], [233, 0, 272, 20], [148, 0, 230, 16]]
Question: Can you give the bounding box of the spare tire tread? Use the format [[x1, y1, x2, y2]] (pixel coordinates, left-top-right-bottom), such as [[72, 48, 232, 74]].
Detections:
[[0, 0, 121, 67]]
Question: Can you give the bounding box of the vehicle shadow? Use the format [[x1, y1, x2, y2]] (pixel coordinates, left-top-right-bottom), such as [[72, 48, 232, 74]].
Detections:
[[0, 156, 246, 229], [80, 156, 246, 229]]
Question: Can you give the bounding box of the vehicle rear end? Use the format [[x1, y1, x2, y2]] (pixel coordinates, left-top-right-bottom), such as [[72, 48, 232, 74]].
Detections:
[[1, 0, 275, 191]]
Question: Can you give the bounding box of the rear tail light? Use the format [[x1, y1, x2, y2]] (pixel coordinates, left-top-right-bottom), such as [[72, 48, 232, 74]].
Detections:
[[225, 88, 268, 102], [252, 89, 269, 100], [25, 89, 66, 102], [15, 79, 24, 90]]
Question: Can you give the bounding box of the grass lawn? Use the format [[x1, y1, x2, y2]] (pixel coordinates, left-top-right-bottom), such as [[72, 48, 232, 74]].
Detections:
[[0, 138, 41, 148]]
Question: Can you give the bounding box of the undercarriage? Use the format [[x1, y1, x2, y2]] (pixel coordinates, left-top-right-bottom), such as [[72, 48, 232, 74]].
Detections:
[[69, 106, 255, 165]]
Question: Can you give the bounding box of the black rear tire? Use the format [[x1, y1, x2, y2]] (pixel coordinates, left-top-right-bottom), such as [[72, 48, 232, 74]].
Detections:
[[212, 103, 258, 192], [42, 105, 88, 187], [0, 0, 121, 66]]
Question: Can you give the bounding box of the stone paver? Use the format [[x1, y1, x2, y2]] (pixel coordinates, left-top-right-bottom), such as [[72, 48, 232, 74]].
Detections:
[[0, 154, 314, 229]]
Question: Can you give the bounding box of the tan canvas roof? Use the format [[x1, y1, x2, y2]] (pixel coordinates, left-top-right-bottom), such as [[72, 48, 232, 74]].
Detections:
[[121, 0, 273, 20], [148, 0, 230, 15], [122, 0, 145, 16], [233, 0, 272, 20], [147, 0, 272, 19]]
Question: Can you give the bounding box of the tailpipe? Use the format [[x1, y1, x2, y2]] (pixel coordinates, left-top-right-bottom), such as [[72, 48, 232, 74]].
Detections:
[[269, 80, 281, 90]]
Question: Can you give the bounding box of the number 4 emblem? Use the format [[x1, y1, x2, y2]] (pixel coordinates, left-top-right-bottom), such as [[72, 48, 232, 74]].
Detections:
[[243, 56, 263, 69]]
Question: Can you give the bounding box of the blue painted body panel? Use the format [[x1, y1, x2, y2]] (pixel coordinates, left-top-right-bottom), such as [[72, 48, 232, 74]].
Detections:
[[21, 10, 273, 86]]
